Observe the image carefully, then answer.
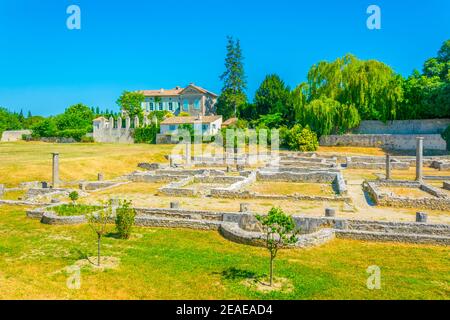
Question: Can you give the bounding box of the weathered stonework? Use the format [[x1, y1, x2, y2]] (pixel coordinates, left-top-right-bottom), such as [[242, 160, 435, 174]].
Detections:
[[364, 180, 450, 211]]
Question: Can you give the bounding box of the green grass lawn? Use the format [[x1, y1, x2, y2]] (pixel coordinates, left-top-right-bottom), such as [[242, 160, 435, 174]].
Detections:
[[0, 205, 448, 300]]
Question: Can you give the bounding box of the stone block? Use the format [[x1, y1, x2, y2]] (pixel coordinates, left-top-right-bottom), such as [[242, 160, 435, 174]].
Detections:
[[416, 212, 428, 223], [325, 208, 336, 217]]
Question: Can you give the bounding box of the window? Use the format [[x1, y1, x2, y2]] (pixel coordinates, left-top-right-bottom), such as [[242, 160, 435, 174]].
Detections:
[[168, 102, 173, 111], [194, 99, 200, 109], [202, 124, 208, 131], [183, 100, 189, 111], [159, 102, 163, 111], [149, 102, 154, 111], [212, 124, 216, 130], [169, 125, 176, 131]]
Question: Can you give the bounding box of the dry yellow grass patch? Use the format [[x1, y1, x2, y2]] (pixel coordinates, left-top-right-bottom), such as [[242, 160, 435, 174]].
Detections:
[[379, 186, 436, 199], [246, 181, 335, 196], [0, 142, 174, 186], [317, 146, 385, 156]]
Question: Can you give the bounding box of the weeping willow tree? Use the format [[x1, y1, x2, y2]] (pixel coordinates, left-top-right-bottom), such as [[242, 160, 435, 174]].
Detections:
[[295, 97, 360, 136], [304, 54, 404, 122]]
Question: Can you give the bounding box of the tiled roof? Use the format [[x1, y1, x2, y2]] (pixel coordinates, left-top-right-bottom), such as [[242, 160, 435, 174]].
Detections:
[[138, 84, 218, 97], [222, 117, 238, 126], [161, 116, 222, 125]]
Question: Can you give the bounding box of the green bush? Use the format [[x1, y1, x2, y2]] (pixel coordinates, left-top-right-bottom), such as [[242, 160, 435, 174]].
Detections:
[[442, 125, 450, 150], [285, 124, 318, 151], [51, 204, 101, 216], [134, 124, 159, 144], [115, 200, 136, 239], [69, 191, 79, 203], [57, 129, 88, 141]]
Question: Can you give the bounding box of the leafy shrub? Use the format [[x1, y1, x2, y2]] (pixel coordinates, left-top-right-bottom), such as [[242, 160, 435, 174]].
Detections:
[[134, 124, 159, 144], [285, 124, 319, 151], [51, 204, 101, 216], [115, 200, 135, 239], [69, 191, 79, 203], [57, 129, 88, 141], [442, 125, 450, 150]]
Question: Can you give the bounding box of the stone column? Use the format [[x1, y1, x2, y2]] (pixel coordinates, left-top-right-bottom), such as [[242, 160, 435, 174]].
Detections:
[[0, 184, 4, 197], [170, 201, 180, 209], [52, 153, 60, 188], [185, 143, 191, 166], [415, 137, 424, 182], [385, 154, 391, 180], [97, 173, 104, 181]]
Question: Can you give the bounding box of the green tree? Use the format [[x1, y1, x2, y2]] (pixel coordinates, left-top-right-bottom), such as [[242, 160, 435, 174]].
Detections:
[[86, 200, 114, 266], [55, 103, 94, 132], [116, 91, 145, 118], [305, 54, 404, 122], [217, 36, 247, 119], [0, 107, 22, 136], [256, 207, 298, 286], [254, 74, 290, 119]]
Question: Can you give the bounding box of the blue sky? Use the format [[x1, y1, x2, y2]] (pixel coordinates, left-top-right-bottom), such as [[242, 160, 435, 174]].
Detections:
[[0, 0, 448, 116]]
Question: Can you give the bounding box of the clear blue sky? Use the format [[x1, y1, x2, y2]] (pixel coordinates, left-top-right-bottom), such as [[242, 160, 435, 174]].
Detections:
[[0, 0, 448, 116]]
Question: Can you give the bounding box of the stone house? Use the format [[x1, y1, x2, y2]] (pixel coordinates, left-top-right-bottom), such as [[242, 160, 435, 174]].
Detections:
[[159, 115, 222, 136], [138, 83, 218, 117]]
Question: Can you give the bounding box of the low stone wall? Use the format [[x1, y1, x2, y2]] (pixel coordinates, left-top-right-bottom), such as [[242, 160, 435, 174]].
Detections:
[[354, 119, 450, 135], [135, 216, 221, 230], [364, 180, 450, 210], [158, 176, 196, 197], [128, 172, 189, 183], [444, 182, 450, 191], [219, 222, 336, 248], [1, 130, 31, 142], [79, 181, 128, 191], [27, 204, 450, 245], [40, 212, 87, 225], [320, 134, 446, 151], [335, 230, 450, 245]]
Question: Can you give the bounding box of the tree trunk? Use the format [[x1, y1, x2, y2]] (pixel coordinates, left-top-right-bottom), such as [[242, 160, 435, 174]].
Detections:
[[269, 254, 274, 286], [97, 234, 101, 266]]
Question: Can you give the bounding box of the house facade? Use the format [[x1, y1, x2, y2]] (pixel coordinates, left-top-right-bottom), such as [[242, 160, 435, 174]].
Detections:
[[139, 83, 218, 117], [159, 115, 222, 136]]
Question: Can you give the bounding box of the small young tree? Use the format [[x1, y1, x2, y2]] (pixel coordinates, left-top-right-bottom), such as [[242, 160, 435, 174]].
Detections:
[[86, 200, 114, 266], [115, 200, 135, 239], [69, 191, 79, 204], [256, 207, 298, 286]]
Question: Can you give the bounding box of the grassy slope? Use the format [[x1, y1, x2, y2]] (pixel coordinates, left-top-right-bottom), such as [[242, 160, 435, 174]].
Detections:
[[0, 142, 174, 187], [0, 205, 448, 300]]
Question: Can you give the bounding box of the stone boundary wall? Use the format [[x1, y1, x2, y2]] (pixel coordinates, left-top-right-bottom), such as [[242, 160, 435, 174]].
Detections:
[[335, 230, 450, 245], [444, 182, 450, 191], [364, 180, 450, 210], [79, 181, 130, 192], [1, 130, 32, 142], [28, 204, 450, 245], [219, 222, 335, 248], [354, 119, 450, 134], [319, 134, 446, 151], [158, 176, 196, 197], [128, 172, 189, 183], [40, 212, 87, 225]]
